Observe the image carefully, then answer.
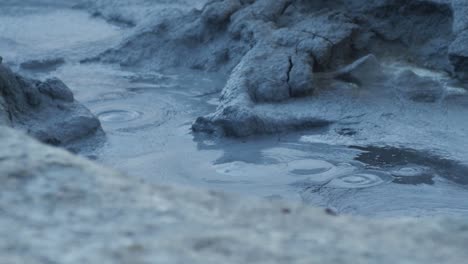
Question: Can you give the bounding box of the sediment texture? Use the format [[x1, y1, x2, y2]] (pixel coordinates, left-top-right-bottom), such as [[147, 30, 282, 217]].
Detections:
[[0, 62, 101, 145], [1, 125, 468, 263], [89, 0, 468, 137]]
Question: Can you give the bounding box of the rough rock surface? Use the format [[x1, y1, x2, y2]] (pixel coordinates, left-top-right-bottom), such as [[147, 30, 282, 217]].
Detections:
[[0, 61, 101, 145], [87, 0, 468, 137], [20, 57, 66, 72], [449, 30, 468, 80], [393, 70, 445, 103], [76, 0, 208, 27], [1, 125, 468, 263]]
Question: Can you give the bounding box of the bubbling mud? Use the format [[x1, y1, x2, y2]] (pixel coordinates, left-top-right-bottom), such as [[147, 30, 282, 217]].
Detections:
[[86, 88, 175, 134], [97, 109, 142, 123], [391, 166, 435, 185], [325, 171, 393, 189], [288, 159, 335, 177]]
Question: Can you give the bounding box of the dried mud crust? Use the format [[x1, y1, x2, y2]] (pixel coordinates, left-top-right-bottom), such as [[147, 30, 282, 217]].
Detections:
[[87, 0, 468, 137], [0, 62, 102, 145], [1, 125, 468, 263]]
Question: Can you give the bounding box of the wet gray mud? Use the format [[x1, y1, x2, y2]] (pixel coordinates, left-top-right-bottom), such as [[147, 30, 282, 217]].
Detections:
[[2, 0, 468, 218]]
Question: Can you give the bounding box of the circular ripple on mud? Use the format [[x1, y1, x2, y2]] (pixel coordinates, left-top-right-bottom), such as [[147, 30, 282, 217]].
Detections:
[[288, 159, 335, 176], [391, 166, 430, 177], [90, 96, 175, 133], [214, 161, 287, 178], [212, 161, 288, 185], [98, 110, 142, 123], [325, 171, 393, 189], [287, 160, 356, 185], [390, 166, 435, 185]]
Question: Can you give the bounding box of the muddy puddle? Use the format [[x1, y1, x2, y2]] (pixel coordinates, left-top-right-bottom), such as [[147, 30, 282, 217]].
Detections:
[[1, 1, 468, 218]]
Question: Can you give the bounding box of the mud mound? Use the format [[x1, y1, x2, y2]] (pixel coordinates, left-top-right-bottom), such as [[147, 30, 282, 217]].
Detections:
[[85, 0, 468, 138], [0, 61, 102, 145], [1, 125, 468, 263]]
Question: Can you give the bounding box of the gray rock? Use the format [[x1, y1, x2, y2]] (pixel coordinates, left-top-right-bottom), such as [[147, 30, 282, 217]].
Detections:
[[193, 105, 331, 137], [449, 30, 468, 80], [0, 63, 102, 146], [90, 0, 459, 72], [37, 78, 74, 102], [343, 0, 454, 72], [193, 54, 382, 137], [240, 44, 295, 102], [201, 0, 242, 24], [87, 2, 248, 73], [77, 0, 208, 27], [451, 0, 468, 33], [393, 70, 445, 103], [288, 53, 315, 97], [1, 125, 468, 263], [189, 0, 468, 136], [20, 57, 65, 72], [0, 97, 10, 126], [84, 0, 468, 136], [334, 54, 385, 86]]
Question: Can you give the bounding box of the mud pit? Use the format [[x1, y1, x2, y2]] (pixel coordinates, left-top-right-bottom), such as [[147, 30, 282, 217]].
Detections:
[[1, 0, 468, 218]]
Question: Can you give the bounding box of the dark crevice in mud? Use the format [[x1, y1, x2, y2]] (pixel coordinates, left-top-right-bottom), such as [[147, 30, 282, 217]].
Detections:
[[6, 107, 13, 122], [372, 0, 453, 20], [311, 54, 325, 73], [280, 1, 294, 17], [193, 90, 221, 98], [333, 72, 362, 87], [90, 11, 136, 28], [71, 2, 136, 28], [299, 29, 335, 46], [335, 127, 357, 136], [286, 56, 293, 97], [20, 58, 66, 73], [351, 146, 468, 186], [44, 137, 62, 146]]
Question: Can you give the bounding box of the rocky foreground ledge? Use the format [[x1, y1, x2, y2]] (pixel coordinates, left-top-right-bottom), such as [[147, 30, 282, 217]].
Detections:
[[0, 59, 101, 146], [1, 125, 467, 263]]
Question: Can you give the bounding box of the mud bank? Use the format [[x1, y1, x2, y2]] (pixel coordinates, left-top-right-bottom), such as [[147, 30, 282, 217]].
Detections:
[[1, 125, 468, 263], [75, 0, 208, 27], [0, 60, 101, 145], [88, 0, 468, 142]]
